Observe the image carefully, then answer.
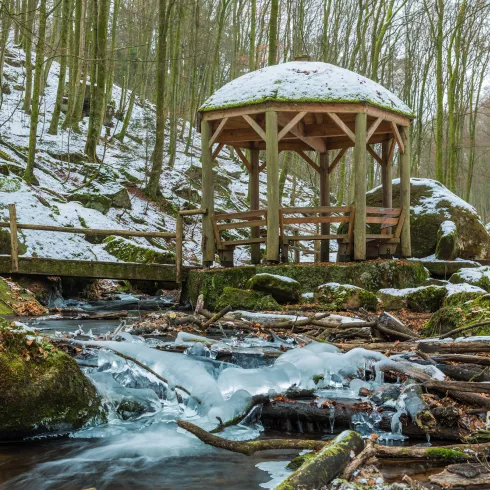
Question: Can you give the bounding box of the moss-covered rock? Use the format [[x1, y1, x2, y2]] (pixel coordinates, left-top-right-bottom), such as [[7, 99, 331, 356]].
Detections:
[[405, 285, 446, 313], [0, 227, 27, 255], [435, 221, 458, 260], [103, 236, 175, 264], [376, 289, 408, 311], [0, 276, 47, 316], [215, 287, 280, 311], [69, 185, 131, 214], [443, 284, 486, 307], [450, 266, 490, 292], [315, 283, 377, 311], [0, 320, 100, 440], [423, 294, 490, 337], [418, 259, 480, 279], [366, 178, 490, 259], [0, 175, 22, 192], [185, 260, 428, 309], [246, 273, 300, 304]]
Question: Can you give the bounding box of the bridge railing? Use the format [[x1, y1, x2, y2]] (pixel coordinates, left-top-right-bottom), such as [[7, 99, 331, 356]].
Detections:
[[0, 204, 207, 284]]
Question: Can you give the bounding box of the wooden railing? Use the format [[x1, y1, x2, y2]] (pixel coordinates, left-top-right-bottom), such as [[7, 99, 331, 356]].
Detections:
[[1, 204, 207, 284]]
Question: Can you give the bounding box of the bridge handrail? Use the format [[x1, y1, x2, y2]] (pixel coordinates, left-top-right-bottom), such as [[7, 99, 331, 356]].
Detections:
[[3, 204, 207, 285]]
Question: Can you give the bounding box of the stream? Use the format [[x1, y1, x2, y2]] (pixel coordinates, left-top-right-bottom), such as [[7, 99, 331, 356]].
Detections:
[[0, 295, 449, 489]]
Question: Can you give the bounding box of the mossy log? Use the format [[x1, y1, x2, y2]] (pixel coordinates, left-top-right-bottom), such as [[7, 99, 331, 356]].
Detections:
[[275, 430, 364, 490], [419, 341, 490, 354], [375, 442, 490, 461]]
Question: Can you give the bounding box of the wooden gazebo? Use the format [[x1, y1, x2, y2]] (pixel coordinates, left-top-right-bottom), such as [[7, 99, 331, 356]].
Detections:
[[197, 62, 414, 267]]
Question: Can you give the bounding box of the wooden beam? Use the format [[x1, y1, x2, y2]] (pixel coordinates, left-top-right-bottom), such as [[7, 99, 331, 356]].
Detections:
[[201, 120, 215, 266], [278, 112, 307, 141], [175, 214, 183, 284], [278, 113, 326, 152], [353, 113, 367, 260], [326, 112, 355, 142], [390, 121, 404, 154], [387, 137, 396, 166], [328, 148, 348, 174], [8, 204, 19, 272], [381, 139, 393, 235], [367, 117, 382, 142], [295, 150, 320, 172], [250, 149, 261, 264], [266, 111, 280, 263], [242, 114, 266, 141], [399, 126, 411, 257], [319, 153, 330, 262], [234, 147, 251, 172], [211, 143, 224, 162], [209, 117, 228, 146], [366, 145, 383, 165]]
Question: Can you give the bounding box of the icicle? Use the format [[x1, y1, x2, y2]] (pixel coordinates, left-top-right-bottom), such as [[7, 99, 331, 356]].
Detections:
[[426, 433, 431, 445], [329, 405, 335, 434]]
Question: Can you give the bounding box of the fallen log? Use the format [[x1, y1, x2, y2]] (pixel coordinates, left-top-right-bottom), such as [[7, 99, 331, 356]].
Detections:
[[435, 363, 490, 382], [418, 341, 490, 354], [440, 320, 490, 339], [429, 464, 490, 488], [203, 305, 232, 328], [275, 430, 364, 490], [341, 440, 376, 480], [175, 420, 326, 456], [431, 354, 490, 366], [425, 380, 490, 395], [375, 312, 420, 340], [375, 441, 490, 460]]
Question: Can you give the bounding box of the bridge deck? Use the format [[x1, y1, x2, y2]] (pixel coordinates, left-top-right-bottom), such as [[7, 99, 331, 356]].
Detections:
[[0, 256, 190, 283]]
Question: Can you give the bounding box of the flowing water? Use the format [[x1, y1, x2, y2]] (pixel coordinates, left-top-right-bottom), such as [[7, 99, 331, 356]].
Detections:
[[0, 297, 447, 489]]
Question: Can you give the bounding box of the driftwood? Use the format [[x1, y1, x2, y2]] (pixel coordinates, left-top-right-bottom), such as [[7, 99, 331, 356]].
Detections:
[[175, 420, 326, 456], [341, 440, 376, 481], [425, 380, 490, 395], [431, 354, 490, 366], [275, 431, 364, 490], [418, 341, 490, 354], [203, 305, 232, 328], [375, 441, 490, 460], [375, 312, 419, 340], [435, 363, 490, 382]]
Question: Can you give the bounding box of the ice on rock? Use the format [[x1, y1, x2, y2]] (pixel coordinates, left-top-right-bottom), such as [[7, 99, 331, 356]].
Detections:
[[114, 332, 145, 343], [175, 331, 217, 346], [303, 341, 339, 354], [207, 389, 252, 425], [185, 343, 211, 358], [217, 362, 300, 398], [349, 378, 371, 395], [98, 350, 127, 373]]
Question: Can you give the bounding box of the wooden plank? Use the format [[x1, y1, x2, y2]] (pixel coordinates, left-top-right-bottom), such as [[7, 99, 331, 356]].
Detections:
[[365, 207, 401, 215], [366, 117, 382, 141], [366, 216, 399, 225], [212, 214, 223, 249], [222, 237, 266, 246], [242, 114, 266, 141], [211, 143, 225, 162], [179, 208, 207, 216], [209, 117, 228, 146], [319, 152, 330, 262], [217, 219, 266, 231], [250, 148, 261, 264], [8, 204, 19, 272], [295, 150, 320, 172], [353, 112, 367, 260], [0, 256, 182, 282], [328, 148, 348, 174], [214, 209, 266, 220], [387, 137, 397, 166], [347, 205, 356, 244], [278, 113, 326, 153], [0, 222, 176, 239], [326, 112, 356, 141], [234, 147, 252, 172], [394, 209, 406, 239], [285, 234, 346, 241], [390, 121, 404, 154], [281, 205, 351, 214], [366, 144, 383, 165], [282, 216, 351, 225], [266, 112, 279, 262], [175, 214, 183, 284], [278, 111, 307, 141]]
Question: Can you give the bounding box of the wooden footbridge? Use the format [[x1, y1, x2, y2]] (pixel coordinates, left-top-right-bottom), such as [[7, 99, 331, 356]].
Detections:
[[0, 205, 206, 285]]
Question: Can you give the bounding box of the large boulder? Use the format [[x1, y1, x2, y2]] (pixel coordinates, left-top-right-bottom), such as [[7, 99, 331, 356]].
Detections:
[[246, 273, 300, 304], [450, 266, 490, 292], [215, 287, 280, 311], [0, 320, 100, 440], [377, 285, 446, 312], [69, 183, 131, 214], [417, 258, 480, 279], [103, 236, 175, 264], [366, 178, 490, 259], [314, 282, 377, 311]]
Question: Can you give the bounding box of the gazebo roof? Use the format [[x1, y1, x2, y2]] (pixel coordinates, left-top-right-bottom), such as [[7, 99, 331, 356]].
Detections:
[[199, 62, 414, 117]]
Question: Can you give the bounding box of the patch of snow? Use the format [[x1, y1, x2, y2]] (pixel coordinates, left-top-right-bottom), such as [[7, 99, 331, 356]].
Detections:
[[254, 273, 299, 284], [454, 266, 490, 283], [439, 220, 457, 236], [444, 283, 486, 296]]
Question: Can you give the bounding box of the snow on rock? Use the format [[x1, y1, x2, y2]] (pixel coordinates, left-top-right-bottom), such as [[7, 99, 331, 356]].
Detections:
[[450, 265, 490, 292], [200, 62, 413, 116], [367, 178, 490, 259]]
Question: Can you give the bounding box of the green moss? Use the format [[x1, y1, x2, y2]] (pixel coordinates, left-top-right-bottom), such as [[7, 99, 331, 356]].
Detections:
[[466, 430, 490, 443], [315, 283, 377, 311], [435, 222, 458, 260], [246, 273, 300, 304], [425, 448, 467, 462], [0, 176, 21, 192], [215, 287, 280, 311], [0, 319, 100, 440], [405, 285, 446, 313], [185, 260, 427, 309], [443, 290, 485, 307], [450, 267, 490, 292], [286, 452, 316, 470], [103, 236, 175, 264]]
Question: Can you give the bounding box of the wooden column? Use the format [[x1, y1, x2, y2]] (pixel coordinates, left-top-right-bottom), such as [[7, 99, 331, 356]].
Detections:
[[400, 126, 412, 257], [353, 112, 367, 261], [201, 119, 215, 266], [250, 148, 261, 264], [265, 111, 280, 263], [319, 152, 330, 262], [381, 139, 392, 208], [9, 204, 19, 272]]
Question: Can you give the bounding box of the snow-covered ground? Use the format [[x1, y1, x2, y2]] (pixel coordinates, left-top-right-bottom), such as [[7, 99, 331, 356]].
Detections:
[[0, 39, 318, 265]]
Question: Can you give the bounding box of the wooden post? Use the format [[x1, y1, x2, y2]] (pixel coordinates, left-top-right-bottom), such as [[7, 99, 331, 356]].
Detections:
[[175, 213, 183, 284], [319, 152, 330, 262], [8, 204, 19, 272], [400, 126, 411, 257], [353, 113, 367, 261], [265, 111, 280, 263], [381, 139, 392, 208], [201, 119, 215, 267], [250, 148, 261, 264]]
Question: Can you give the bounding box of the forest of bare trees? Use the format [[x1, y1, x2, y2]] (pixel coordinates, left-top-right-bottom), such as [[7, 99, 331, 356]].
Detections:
[[1, 0, 490, 218]]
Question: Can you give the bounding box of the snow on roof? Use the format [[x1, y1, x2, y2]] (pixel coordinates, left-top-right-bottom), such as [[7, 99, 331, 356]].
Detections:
[[199, 62, 414, 117]]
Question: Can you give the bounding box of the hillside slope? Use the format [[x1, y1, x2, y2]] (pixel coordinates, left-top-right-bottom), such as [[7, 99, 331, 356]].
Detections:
[[0, 40, 316, 266]]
